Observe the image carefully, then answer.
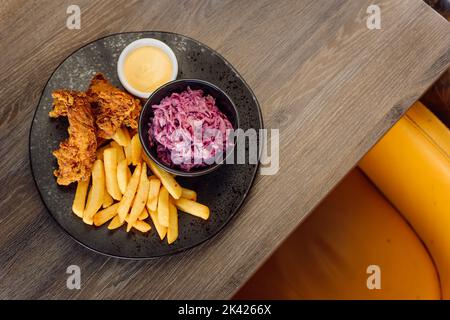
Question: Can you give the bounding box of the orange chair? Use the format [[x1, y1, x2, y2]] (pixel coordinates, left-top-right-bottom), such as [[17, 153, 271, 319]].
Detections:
[[235, 102, 450, 299], [359, 102, 450, 298]]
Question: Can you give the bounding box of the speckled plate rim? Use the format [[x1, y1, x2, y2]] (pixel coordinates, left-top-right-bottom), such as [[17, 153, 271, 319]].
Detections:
[[28, 31, 264, 260]]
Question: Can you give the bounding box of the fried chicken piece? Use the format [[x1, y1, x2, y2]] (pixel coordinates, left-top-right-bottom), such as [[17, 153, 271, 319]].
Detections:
[[50, 90, 97, 185], [49, 89, 77, 117], [87, 73, 141, 139]]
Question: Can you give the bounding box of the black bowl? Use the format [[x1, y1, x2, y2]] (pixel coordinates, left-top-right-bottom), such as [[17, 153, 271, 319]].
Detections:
[[139, 79, 240, 177]]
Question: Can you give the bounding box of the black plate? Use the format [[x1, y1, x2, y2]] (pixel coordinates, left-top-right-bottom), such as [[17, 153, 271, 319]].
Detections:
[[29, 32, 263, 259]]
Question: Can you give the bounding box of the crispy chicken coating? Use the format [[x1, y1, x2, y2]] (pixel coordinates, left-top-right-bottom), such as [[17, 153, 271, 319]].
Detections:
[[87, 73, 141, 139], [49, 74, 141, 185], [50, 90, 97, 185]]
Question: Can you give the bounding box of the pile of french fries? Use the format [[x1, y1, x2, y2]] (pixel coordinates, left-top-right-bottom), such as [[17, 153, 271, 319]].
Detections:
[[72, 127, 210, 244]]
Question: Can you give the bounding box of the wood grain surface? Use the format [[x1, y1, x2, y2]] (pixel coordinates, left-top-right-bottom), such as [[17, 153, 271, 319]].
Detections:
[[0, 0, 449, 299]]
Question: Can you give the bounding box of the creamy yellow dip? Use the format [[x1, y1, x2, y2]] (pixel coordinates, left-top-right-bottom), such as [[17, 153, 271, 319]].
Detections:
[[124, 46, 173, 93]]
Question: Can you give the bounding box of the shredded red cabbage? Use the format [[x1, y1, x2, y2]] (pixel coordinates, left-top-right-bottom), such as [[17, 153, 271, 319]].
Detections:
[[148, 87, 234, 171]]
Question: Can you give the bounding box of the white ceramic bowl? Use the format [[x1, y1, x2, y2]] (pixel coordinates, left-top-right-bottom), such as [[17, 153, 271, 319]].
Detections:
[[117, 38, 178, 98]]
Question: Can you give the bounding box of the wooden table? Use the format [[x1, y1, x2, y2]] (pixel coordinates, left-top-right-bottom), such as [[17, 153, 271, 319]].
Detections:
[[1, 0, 449, 299]]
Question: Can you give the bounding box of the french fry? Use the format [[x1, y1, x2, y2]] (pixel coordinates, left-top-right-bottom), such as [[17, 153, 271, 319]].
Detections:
[[117, 159, 131, 194], [110, 141, 126, 162], [124, 142, 132, 165], [139, 207, 149, 220], [143, 154, 182, 199], [127, 163, 150, 232], [181, 187, 197, 201], [149, 210, 167, 240], [117, 163, 141, 223], [95, 144, 110, 161], [83, 160, 105, 225], [102, 189, 114, 208], [107, 214, 151, 232], [72, 178, 90, 218], [107, 215, 123, 230], [174, 198, 210, 220], [167, 202, 178, 244], [104, 148, 122, 200], [131, 134, 142, 166], [94, 203, 120, 226], [146, 178, 161, 212], [133, 220, 151, 233], [112, 127, 131, 146], [157, 186, 170, 227]]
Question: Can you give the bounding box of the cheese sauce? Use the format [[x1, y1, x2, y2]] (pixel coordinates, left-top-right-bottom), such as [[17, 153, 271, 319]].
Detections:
[[124, 46, 173, 93]]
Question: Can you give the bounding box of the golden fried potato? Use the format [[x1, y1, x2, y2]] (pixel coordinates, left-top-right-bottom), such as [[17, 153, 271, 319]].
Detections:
[[83, 160, 105, 225], [102, 189, 114, 208], [110, 140, 126, 162], [131, 133, 142, 166], [149, 210, 167, 240], [146, 177, 161, 212], [167, 202, 178, 244], [107, 215, 123, 230], [104, 147, 122, 200], [117, 163, 141, 223], [181, 188, 197, 201], [94, 203, 120, 226], [112, 127, 131, 147], [126, 163, 150, 232], [143, 154, 182, 199], [95, 144, 110, 161], [72, 178, 90, 218], [139, 207, 149, 220], [174, 198, 210, 220], [133, 220, 151, 233], [117, 159, 131, 194], [124, 142, 133, 165], [157, 186, 170, 227]]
